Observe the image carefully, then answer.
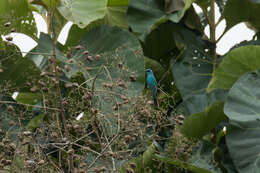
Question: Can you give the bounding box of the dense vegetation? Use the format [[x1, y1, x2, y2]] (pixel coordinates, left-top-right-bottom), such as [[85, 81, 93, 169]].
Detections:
[[0, 0, 260, 172]]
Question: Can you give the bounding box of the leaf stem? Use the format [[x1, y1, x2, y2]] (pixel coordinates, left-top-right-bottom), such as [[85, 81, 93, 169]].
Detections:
[[216, 29, 227, 43], [215, 15, 224, 27], [209, 0, 217, 71]]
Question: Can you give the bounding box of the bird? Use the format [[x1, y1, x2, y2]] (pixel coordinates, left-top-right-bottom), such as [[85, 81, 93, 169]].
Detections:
[[145, 69, 158, 107]]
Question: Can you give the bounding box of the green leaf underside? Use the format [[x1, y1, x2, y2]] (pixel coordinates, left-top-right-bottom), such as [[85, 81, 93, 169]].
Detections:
[[189, 141, 222, 173], [224, 71, 260, 172], [127, 0, 194, 39], [226, 121, 260, 173], [224, 71, 260, 122]]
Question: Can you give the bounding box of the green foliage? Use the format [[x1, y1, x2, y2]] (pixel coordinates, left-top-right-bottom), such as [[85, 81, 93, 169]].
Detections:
[[119, 144, 163, 173], [0, 44, 41, 92], [2, 0, 260, 172], [181, 101, 227, 139], [189, 141, 222, 173], [224, 0, 260, 31], [207, 46, 260, 92], [26, 114, 45, 130], [155, 154, 212, 173], [127, 0, 194, 40], [15, 92, 42, 107], [0, 0, 37, 40], [57, 0, 128, 29], [224, 71, 260, 172], [224, 71, 260, 122], [57, 0, 107, 28], [226, 121, 260, 173]]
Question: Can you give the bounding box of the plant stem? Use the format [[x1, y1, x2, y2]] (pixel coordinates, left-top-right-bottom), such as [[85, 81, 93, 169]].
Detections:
[[209, 0, 217, 71], [48, 6, 75, 172], [215, 15, 224, 27]]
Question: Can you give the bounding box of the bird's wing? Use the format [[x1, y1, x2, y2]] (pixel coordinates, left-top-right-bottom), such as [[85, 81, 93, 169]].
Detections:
[[147, 75, 157, 89]]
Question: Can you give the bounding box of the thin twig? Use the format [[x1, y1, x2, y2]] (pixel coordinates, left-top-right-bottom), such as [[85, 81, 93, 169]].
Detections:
[[87, 113, 137, 170], [215, 15, 224, 27], [91, 64, 104, 94], [87, 132, 120, 169], [46, 156, 63, 172], [0, 100, 60, 111], [73, 143, 100, 155], [105, 135, 116, 171], [17, 51, 54, 56], [203, 8, 214, 29], [216, 29, 227, 43]]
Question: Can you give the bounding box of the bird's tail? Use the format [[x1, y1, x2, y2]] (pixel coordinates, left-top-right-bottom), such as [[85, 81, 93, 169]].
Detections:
[[154, 98, 159, 107]]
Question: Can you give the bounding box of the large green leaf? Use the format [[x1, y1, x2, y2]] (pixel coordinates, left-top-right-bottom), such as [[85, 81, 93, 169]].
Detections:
[[142, 22, 179, 63], [189, 141, 222, 173], [64, 20, 104, 49], [127, 0, 194, 39], [224, 0, 260, 31], [0, 94, 34, 140], [30, 26, 144, 137], [57, 0, 128, 29], [0, 44, 41, 92], [63, 1, 128, 49], [67, 25, 144, 94], [155, 154, 212, 173], [15, 92, 42, 110], [142, 20, 203, 68], [0, 0, 37, 40], [178, 90, 226, 116], [127, 0, 164, 38], [207, 45, 260, 92], [104, 5, 128, 28], [55, 0, 128, 32], [164, 0, 185, 14], [224, 71, 260, 122], [119, 144, 161, 173], [72, 26, 144, 136], [169, 23, 210, 83], [0, 0, 29, 16], [26, 114, 45, 130], [57, 0, 108, 28], [224, 71, 260, 172], [170, 25, 227, 114], [181, 101, 227, 139], [171, 46, 211, 100], [184, 6, 204, 33], [226, 121, 260, 173], [170, 30, 227, 138]]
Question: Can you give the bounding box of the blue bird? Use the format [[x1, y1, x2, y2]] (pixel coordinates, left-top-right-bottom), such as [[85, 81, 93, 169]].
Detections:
[[145, 69, 158, 107]]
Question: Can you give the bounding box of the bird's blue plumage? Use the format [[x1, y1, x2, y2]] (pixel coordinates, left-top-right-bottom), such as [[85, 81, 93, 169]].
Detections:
[[145, 69, 158, 107]]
